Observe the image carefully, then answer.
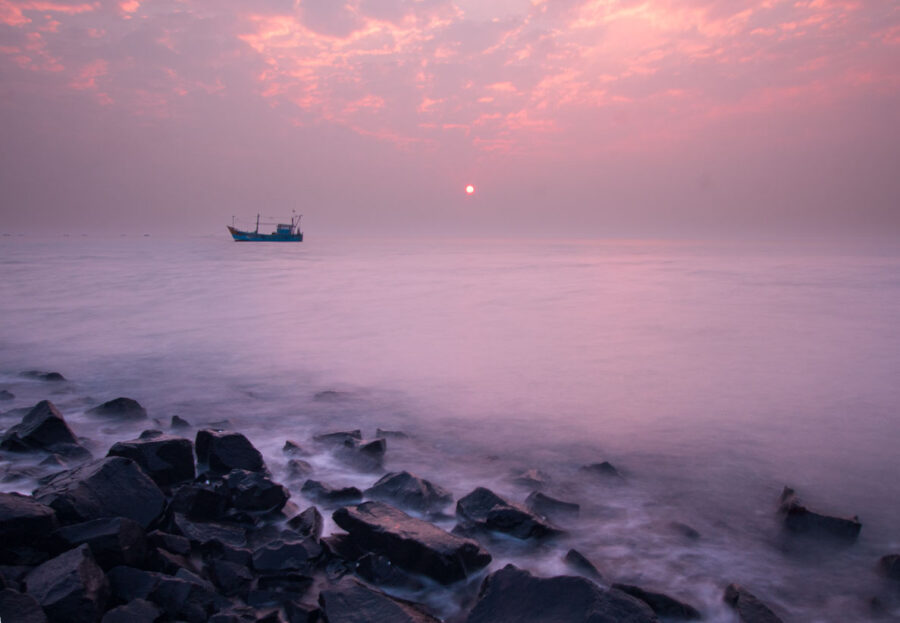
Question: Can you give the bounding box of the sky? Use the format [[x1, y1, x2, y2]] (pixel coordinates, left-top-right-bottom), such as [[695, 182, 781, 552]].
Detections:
[[0, 0, 898, 237]]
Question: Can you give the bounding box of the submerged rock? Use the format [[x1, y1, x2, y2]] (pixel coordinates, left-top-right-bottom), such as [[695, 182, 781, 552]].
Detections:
[[0, 390, 14, 401], [108, 434, 195, 487], [525, 491, 580, 519], [21, 371, 66, 382], [580, 461, 622, 479], [87, 397, 147, 421], [33, 456, 166, 529], [195, 430, 266, 473], [510, 468, 550, 489], [778, 487, 861, 540], [170, 415, 192, 430], [456, 487, 561, 539], [364, 471, 452, 514], [333, 501, 491, 584], [288, 506, 323, 540], [286, 459, 314, 480], [24, 544, 109, 623], [723, 584, 783, 623], [376, 428, 408, 439], [301, 480, 362, 506], [313, 430, 362, 445], [878, 554, 900, 581], [613, 584, 702, 620], [563, 549, 603, 581], [465, 565, 658, 623], [1, 400, 82, 453], [319, 578, 440, 623]]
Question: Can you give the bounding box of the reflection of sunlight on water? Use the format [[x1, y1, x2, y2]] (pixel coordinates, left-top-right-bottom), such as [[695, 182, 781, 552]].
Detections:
[[1, 236, 899, 620]]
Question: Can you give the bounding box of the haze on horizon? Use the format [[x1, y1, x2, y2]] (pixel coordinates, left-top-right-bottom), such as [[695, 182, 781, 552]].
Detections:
[[0, 0, 898, 238]]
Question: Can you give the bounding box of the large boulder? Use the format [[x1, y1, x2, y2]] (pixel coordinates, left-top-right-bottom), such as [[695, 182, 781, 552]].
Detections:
[[48, 517, 147, 569], [778, 487, 861, 540], [0, 588, 48, 623], [222, 469, 289, 513], [612, 584, 701, 620], [563, 549, 603, 581], [106, 566, 218, 623], [195, 430, 265, 473], [364, 471, 452, 514], [319, 578, 440, 623], [0, 492, 59, 543], [288, 506, 323, 540], [100, 598, 161, 623], [107, 435, 195, 487], [87, 398, 147, 421], [333, 501, 491, 584], [1, 401, 82, 453], [723, 584, 783, 623], [33, 457, 166, 529], [252, 537, 322, 574], [24, 544, 109, 623], [301, 480, 362, 506], [456, 487, 561, 539], [525, 491, 580, 519], [465, 565, 658, 623]]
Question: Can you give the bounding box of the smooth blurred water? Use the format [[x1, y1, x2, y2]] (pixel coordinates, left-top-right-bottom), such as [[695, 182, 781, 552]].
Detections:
[[1, 235, 899, 621]]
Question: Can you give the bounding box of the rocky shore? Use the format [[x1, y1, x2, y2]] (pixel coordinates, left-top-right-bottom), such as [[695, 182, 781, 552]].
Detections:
[[0, 373, 897, 622]]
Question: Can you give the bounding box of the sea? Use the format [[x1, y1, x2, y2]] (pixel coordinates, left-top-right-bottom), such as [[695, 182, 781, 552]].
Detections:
[[1, 234, 898, 621]]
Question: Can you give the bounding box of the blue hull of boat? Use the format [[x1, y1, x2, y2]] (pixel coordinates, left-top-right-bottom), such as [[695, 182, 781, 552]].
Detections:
[[227, 226, 303, 242]]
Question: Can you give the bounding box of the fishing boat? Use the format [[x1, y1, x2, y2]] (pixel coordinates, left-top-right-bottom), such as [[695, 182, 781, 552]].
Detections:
[[227, 213, 303, 242]]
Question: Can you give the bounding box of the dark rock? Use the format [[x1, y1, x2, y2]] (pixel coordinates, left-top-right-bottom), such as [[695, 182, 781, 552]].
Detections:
[[107, 435, 195, 487], [0, 565, 31, 590], [321, 533, 366, 565], [312, 430, 361, 445], [355, 553, 424, 590], [613, 584, 702, 620], [198, 538, 253, 568], [456, 487, 561, 539], [107, 566, 218, 623], [878, 554, 900, 580], [333, 501, 491, 584], [563, 549, 603, 581], [33, 457, 166, 529], [21, 371, 66, 382], [525, 491, 580, 519], [1, 400, 80, 452], [252, 538, 322, 574], [301, 480, 362, 506], [138, 430, 163, 439], [0, 390, 13, 401], [357, 438, 385, 461], [465, 564, 658, 623], [147, 530, 191, 556], [364, 471, 452, 514], [144, 546, 197, 575], [208, 559, 253, 597], [101, 598, 161, 623], [510, 468, 550, 488], [376, 428, 408, 439], [0, 588, 49, 623], [778, 487, 861, 540], [669, 521, 701, 540], [222, 469, 289, 512], [87, 397, 147, 421], [49, 517, 147, 569], [171, 513, 247, 548], [723, 583, 783, 623], [284, 600, 320, 623], [282, 440, 307, 455], [288, 507, 323, 540], [195, 430, 266, 473], [0, 492, 59, 544], [169, 480, 230, 521], [170, 415, 191, 430], [24, 544, 109, 623], [286, 459, 314, 480], [319, 578, 440, 623], [253, 572, 314, 601], [580, 461, 622, 478]]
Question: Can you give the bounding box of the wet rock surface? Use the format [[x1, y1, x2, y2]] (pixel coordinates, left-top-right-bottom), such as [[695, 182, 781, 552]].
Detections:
[[24, 544, 109, 623], [196, 430, 266, 474], [613, 583, 702, 620], [107, 434, 195, 487], [363, 470, 452, 514], [525, 491, 580, 519], [48, 517, 147, 569], [319, 578, 440, 623], [465, 564, 658, 623], [0, 587, 49, 623], [1, 401, 83, 454], [563, 548, 604, 581], [778, 487, 861, 540], [333, 501, 491, 584], [87, 398, 147, 421], [724, 583, 784, 623], [879, 554, 900, 580], [456, 487, 561, 539], [0, 492, 59, 544], [301, 479, 362, 505]]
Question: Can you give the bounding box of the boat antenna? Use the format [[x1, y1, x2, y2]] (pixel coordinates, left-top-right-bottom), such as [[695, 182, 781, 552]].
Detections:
[[255, 213, 260, 234]]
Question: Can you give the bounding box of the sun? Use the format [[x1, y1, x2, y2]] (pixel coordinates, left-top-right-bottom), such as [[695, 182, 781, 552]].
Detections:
[[465, 184, 475, 195]]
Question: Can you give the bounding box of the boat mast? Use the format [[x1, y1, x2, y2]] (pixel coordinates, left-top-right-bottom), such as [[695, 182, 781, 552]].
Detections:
[[255, 213, 260, 234]]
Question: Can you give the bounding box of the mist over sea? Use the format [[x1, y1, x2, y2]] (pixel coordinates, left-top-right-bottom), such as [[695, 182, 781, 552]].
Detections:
[[1, 235, 899, 621]]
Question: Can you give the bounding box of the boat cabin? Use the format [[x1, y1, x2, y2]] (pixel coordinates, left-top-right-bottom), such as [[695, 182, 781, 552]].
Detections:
[[276, 224, 293, 234]]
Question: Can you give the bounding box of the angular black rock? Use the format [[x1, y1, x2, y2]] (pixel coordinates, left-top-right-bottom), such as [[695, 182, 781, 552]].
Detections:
[[195, 430, 266, 473], [465, 565, 658, 623], [21, 371, 66, 382], [364, 471, 453, 513], [87, 397, 147, 421], [525, 491, 580, 519], [669, 521, 701, 540], [0, 492, 59, 542], [147, 530, 191, 556], [333, 501, 491, 584], [170, 415, 191, 430], [355, 552, 425, 590], [313, 430, 361, 445], [778, 487, 861, 540], [222, 469, 289, 512], [319, 578, 440, 623], [101, 598, 162, 623], [49, 516, 147, 569], [108, 434, 195, 487], [288, 506, 323, 540], [723, 583, 784, 623], [286, 459, 314, 480], [107, 565, 219, 623], [563, 548, 603, 581], [301, 480, 362, 505], [613, 584, 702, 620], [24, 544, 109, 623], [284, 599, 321, 623], [170, 513, 247, 548], [33, 456, 166, 529], [580, 461, 622, 478], [169, 480, 230, 521], [879, 554, 900, 580], [252, 538, 322, 574], [510, 468, 550, 489], [208, 559, 254, 597], [0, 588, 49, 623], [1, 400, 80, 452], [456, 487, 561, 539], [0, 390, 14, 401]]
